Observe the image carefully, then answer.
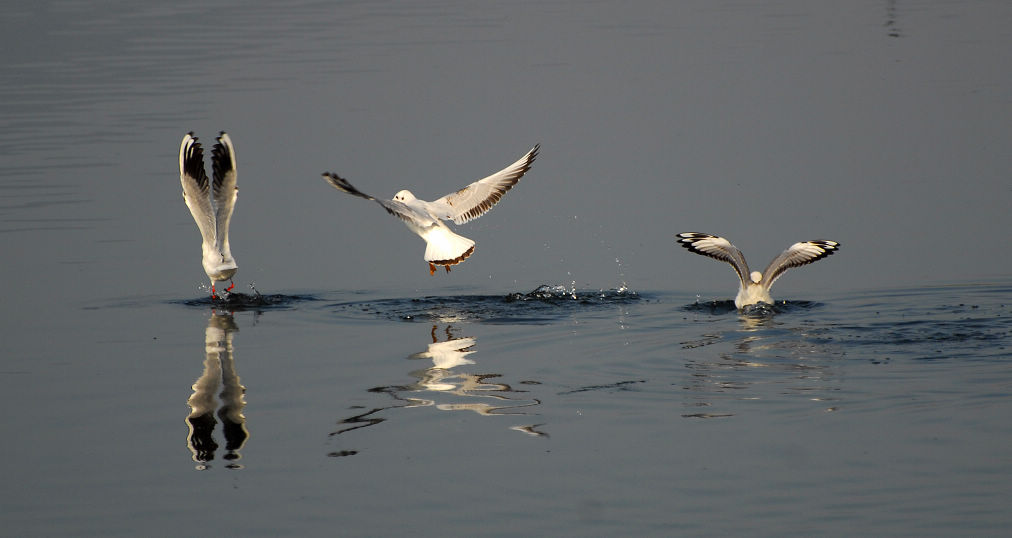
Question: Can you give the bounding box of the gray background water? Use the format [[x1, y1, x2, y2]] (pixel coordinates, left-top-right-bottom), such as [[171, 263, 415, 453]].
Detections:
[[2, 1, 1011, 536]]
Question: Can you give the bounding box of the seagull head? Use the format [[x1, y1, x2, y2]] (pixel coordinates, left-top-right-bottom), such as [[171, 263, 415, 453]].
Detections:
[[393, 190, 416, 202], [750, 271, 762, 284]]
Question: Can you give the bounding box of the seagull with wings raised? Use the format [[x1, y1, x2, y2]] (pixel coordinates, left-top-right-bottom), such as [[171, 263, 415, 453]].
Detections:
[[322, 144, 539, 275], [675, 232, 840, 308], [179, 132, 238, 298]]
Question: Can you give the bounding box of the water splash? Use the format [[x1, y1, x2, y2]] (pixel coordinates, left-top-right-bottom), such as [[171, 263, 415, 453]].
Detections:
[[177, 283, 317, 311], [505, 284, 638, 305], [330, 284, 641, 324]]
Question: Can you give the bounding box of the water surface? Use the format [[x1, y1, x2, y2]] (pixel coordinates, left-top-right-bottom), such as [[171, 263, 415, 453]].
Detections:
[[2, 1, 1011, 536]]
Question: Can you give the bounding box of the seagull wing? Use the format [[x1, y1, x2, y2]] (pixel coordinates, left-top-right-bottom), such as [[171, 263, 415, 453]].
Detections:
[[429, 144, 539, 225], [179, 133, 217, 248], [761, 240, 840, 290], [321, 172, 437, 227], [675, 233, 751, 285], [211, 132, 238, 259]]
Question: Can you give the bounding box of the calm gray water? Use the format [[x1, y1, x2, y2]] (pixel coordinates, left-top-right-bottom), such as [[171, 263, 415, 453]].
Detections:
[[2, 1, 1011, 536]]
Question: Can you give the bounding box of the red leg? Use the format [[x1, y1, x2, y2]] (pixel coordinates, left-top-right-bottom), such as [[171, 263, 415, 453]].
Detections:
[[225, 279, 235, 292], [444, 265, 451, 273], [429, 263, 436, 275]]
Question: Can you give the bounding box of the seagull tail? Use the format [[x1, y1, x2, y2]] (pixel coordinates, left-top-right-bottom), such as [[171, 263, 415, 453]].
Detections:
[[423, 227, 476, 267]]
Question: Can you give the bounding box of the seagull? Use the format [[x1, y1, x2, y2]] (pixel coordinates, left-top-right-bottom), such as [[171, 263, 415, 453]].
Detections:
[[321, 144, 539, 275], [179, 132, 238, 298], [675, 232, 840, 308]]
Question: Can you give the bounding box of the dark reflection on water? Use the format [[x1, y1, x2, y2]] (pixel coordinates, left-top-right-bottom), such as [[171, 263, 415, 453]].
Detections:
[[175, 286, 318, 312], [681, 299, 822, 316], [328, 284, 640, 324], [328, 323, 545, 457], [186, 312, 248, 470], [558, 379, 647, 395]]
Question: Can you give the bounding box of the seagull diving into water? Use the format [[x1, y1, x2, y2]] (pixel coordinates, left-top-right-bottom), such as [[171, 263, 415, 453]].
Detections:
[[675, 232, 840, 309], [179, 132, 238, 298], [321, 144, 539, 275]]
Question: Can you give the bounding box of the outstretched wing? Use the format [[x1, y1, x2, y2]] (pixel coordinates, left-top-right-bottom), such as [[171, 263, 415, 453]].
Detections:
[[211, 132, 238, 258], [761, 240, 840, 289], [675, 232, 751, 285], [429, 144, 539, 225], [321, 172, 437, 227], [179, 132, 216, 247]]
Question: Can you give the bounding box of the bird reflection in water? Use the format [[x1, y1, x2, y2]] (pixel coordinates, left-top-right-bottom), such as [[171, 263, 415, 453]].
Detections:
[[186, 312, 249, 470], [680, 315, 841, 419], [329, 325, 545, 456]]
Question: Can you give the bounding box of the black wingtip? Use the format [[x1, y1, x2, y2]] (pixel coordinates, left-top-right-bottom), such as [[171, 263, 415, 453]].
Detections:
[[675, 233, 723, 255], [182, 135, 208, 188], [527, 144, 541, 166], [321, 172, 378, 202], [810, 240, 841, 258], [211, 133, 235, 185], [322, 171, 350, 189], [322, 172, 353, 192], [676, 232, 706, 243]]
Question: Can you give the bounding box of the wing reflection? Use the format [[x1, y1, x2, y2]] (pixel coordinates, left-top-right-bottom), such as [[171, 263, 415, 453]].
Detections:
[[186, 312, 249, 470], [329, 324, 545, 454]]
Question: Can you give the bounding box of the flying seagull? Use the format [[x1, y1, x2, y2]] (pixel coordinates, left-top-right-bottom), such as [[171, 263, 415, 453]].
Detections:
[[675, 232, 840, 308], [179, 132, 238, 298], [321, 144, 539, 275]]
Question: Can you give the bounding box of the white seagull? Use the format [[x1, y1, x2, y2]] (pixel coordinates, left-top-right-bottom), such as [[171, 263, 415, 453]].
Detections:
[[179, 132, 238, 298], [321, 144, 539, 275], [675, 232, 840, 308]]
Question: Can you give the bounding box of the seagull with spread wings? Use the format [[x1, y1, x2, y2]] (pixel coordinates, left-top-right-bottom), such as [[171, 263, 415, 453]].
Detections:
[[675, 232, 840, 308], [322, 144, 539, 275], [179, 132, 239, 298]]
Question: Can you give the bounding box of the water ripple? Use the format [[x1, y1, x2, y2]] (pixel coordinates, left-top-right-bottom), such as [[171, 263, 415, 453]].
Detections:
[[328, 284, 641, 324], [175, 291, 319, 312], [681, 299, 822, 316]]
